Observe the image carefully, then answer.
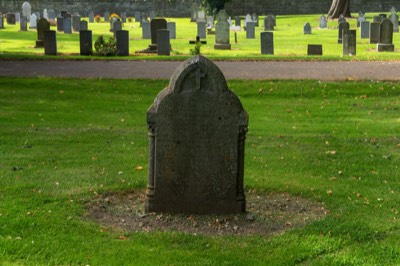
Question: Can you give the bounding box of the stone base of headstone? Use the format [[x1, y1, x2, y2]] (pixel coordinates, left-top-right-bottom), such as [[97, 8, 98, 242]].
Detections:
[[307, 44, 323, 55], [214, 43, 231, 50], [377, 43, 394, 52]]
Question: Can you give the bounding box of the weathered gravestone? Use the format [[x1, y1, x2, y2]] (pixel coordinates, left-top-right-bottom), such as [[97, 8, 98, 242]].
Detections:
[[6, 13, 16, 24], [319, 15, 327, 28], [80, 20, 88, 31], [20, 16, 27, 31], [104, 11, 109, 22], [22, 2, 31, 19], [43, 9, 48, 19], [15, 12, 20, 23], [206, 16, 214, 32], [167, 22, 176, 39], [113, 21, 122, 38], [34, 12, 40, 19], [377, 19, 394, 52], [197, 21, 206, 39], [246, 22, 255, 38], [134, 11, 141, 22], [214, 10, 231, 50], [370, 22, 380, 44], [121, 12, 127, 23], [190, 3, 198, 22], [252, 13, 259, 27], [63, 17, 72, 34], [338, 21, 349, 44], [157, 29, 170, 56], [338, 14, 346, 24], [343, 29, 356, 55], [389, 10, 399, 32], [235, 16, 241, 27], [264, 15, 274, 31], [48, 10, 56, 21], [142, 21, 151, 39], [244, 14, 252, 29], [138, 18, 167, 53], [29, 13, 37, 29], [72, 15, 81, 31], [197, 10, 206, 22], [88, 11, 94, 23], [35, 18, 50, 48], [260, 31, 274, 55], [57, 17, 63, 31], [357, 13, 366, 27], [44, 30, 57, 55], [360, 21, 370, 39], [307, 44, 323, 55], [0, 16, 4, 29], [116, 30, 129, 56], [79, 30, 92, 55], [145, 55, 248, 214], [304, 22, 312, 34]]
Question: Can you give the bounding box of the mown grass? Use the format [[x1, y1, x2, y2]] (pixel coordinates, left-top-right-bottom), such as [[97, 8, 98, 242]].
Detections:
[[0, 77, 399, 265], [0, 13, 400, 60]]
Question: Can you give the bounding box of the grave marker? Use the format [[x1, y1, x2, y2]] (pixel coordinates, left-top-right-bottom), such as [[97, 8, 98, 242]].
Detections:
[[167, 22, 176, 39], [29, 13, 37, 28], [307, 44, 323, 55], [246, 22, 255, 38], [157, 29, 170, 56], [260, 31, 274, 55], [369, 22, 380, 44], [142, 21, 151, 39], [72, 15, 81, 31], [80, 20, 88, 31], [304, 22, 311, 34], [197, 21, 206, 39], [22, 2, 31, 19], [88, 11, 94, 23], [214, 10, 231, 50], [35, 18, 50, 48], [116, 30, 129, 56], [145, 55, 248, 214], [343, 29, 356, 55], [79, 30, 92, 55], [6, 13, 16, 25], [57, 17, 63, 32], [63, 17, 72, 34], [44, 30, 57, 55], [360, 21, 370, 39], [20, 16, 27, 31], [319, 15, 327, 28], [377, 19, 394, 52], [338, 21, 349, 44]]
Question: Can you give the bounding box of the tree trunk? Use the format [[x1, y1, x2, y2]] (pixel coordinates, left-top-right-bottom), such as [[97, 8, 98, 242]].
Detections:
[[328, 0, 351, 19]]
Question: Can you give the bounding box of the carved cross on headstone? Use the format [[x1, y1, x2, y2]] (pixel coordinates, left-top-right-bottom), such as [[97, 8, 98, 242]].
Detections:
[[191, 64, 206, 90]]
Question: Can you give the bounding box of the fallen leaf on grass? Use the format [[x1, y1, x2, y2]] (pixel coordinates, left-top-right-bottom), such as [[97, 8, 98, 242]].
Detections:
[[135, 166, 143, 171], [118, 235, 128, 240], [325, 150, 336, 155], [326, 190, 333, 195]]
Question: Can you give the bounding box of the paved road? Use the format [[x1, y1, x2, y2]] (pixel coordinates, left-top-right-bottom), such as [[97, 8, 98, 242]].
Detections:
[[1, 60, 400, 80]]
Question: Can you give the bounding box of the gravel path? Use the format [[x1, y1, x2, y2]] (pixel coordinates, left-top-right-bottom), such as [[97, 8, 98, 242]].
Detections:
[[1, 60, 400, 80]]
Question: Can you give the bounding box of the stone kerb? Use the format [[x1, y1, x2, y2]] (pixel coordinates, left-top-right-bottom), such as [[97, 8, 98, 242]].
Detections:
[[145, 55, 248, 214]]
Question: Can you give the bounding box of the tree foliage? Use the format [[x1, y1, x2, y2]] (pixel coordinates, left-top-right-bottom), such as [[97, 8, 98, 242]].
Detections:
[[201, 0, 231, 16]]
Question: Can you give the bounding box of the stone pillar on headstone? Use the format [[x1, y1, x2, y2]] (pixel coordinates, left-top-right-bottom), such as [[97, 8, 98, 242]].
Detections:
[[72, 15, 81, 32], [343, 29, 356, 55], [360, 21, 370, 39], [246, 22, 255, 38], [116, 30, 129, 56], [44, 30, 57, 55], [57, 17, 64, 32], [22, 2, 31, 19], [142, 22, 151, 39], [145, 55, 248, 214], [167, 22, 176, 39], [79, 30, 93, 56], [260, 31, 274, 55], [35, 18, 50, 48], [214, 10, 231, 50], [29, 13, 37, 29], [157, 29, 170, 56], [20, 16, 28, 31], [370, 22, 380, 44], [304, 22, 311, 34], [197, 21, 206, 39], [338, 21, 349, 44], [377, 19, 394, 52], [63, 17, 72, 34]]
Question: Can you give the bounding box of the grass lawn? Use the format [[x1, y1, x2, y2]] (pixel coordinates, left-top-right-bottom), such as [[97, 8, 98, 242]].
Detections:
[[0, 13, 400, 60], [0, 77, 399, 265]]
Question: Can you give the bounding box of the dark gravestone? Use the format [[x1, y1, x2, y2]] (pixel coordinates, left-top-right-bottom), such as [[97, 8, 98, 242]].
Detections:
[[35, 18, 50, 48], [104, 11, 109, 22], [338, 15, 346, 24], [370, 22, 380, 44], [260, 31, 274, 55], [116, 30, 129, 56], [61, 11, 67, 18], [80, 20, 88, 31], [235, 16, 241, 27], [134, 11, 141, 22], [167, 22, 176, 39], [214, 10, 231, 50], [121, 12, 127, 23], [157, 29, 170, 56], [6, 13, 16, 24], [304, 22, 311, 34], [197, 21, 206, 39], [373, 16, 382, 23], [72, 15, 81, 31], [142, 21, 151, 39], [343, 29, 356, 56], [246, 22, 255, 39], [44, 30, 57, 55], [264, 16, 274, 31], [0, 16, 4, 29], [88, 11, 94, 23], [360, 21, 370, 39], [63, 13, 71, 19], [20, 16, 27, 31], [151, 18, 167, 46], [63, 17, 72, 34], [307, 44, 323, 55], [57, 17, 63, 32], [145, 55, 248, 214], [79, 30, 92, 55], [338, 21, 349, 44], [113, 21, 122, 38], [377, 19, 394, 52]]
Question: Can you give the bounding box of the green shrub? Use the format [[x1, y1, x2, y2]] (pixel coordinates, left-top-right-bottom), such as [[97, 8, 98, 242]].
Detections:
[[94, 35, 118, 56], [189, 41, 202, 55]]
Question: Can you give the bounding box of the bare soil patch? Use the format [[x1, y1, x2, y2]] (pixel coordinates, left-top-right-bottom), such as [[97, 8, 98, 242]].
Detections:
[[86, 190, 329, 236]]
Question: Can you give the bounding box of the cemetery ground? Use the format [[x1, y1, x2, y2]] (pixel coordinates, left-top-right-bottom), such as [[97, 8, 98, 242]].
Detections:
[[1, 13, 400, 60], [1, 77, 399, 264]]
